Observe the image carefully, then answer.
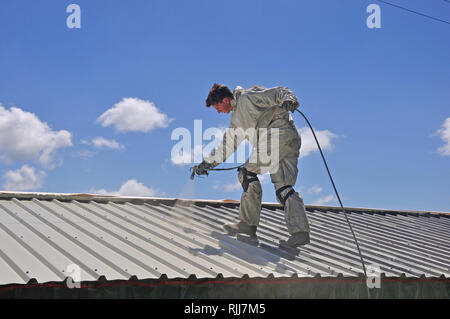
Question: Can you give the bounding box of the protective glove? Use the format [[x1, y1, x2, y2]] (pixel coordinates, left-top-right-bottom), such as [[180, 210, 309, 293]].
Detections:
[[281, 99, 300, 113], [190, 161, 215, 180]]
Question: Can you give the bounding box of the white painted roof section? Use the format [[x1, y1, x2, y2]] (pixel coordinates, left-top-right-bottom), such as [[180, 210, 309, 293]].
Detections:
[[0, 192, 449, 285]]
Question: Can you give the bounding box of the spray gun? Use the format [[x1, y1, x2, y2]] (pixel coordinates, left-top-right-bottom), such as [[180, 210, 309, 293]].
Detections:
[[190, 168, 196, 180], [190, 163, 244, 180], [190, 165, 206, 180]]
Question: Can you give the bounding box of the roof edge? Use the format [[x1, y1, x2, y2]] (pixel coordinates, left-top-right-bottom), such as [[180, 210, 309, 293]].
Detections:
[[0, 191, 448, 216]]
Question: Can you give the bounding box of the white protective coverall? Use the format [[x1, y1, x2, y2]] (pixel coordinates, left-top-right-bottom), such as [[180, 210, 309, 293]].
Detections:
[[204, 85, 310, 235]]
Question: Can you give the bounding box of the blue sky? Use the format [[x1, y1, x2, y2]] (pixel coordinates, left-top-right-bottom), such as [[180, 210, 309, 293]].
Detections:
[[0, 0, 449, 212]]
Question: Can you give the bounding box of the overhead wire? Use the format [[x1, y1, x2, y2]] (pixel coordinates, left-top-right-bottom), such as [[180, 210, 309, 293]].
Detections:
[[375, 0, 450, 25]]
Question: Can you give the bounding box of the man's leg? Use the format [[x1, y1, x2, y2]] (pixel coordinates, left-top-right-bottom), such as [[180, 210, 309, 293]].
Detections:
[[223, 167, 261, 236], [271, 154, 310, 247]]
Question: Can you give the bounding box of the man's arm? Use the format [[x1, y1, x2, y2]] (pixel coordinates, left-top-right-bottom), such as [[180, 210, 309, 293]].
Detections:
[[203, 125, 246, 167], [242, 86, 299, 111]]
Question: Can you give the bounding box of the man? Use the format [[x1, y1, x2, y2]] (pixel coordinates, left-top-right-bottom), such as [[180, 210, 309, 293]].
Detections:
[[194, 83, 310, 248]]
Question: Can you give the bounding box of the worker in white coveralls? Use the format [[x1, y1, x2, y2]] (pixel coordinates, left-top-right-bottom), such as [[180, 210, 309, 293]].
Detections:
[[194, 83, 310, 248]]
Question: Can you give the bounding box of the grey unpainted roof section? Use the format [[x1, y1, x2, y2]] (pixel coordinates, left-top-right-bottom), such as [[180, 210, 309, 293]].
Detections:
[[0, 192, 449, 286]]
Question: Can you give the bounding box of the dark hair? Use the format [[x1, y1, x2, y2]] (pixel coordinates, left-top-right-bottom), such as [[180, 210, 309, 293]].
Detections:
[[205, 83, 233, 107]]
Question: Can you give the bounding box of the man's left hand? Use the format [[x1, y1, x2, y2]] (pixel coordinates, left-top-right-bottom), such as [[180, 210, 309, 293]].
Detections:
[[281, 99, 300, 113], [190, 161, 214, 179]]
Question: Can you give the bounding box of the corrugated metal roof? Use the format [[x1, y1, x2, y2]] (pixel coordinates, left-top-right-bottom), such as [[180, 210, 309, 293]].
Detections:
[[0, 192, 449, 286]]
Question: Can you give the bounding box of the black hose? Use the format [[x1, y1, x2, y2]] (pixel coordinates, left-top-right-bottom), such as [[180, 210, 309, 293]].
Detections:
[[209, 164, 244, 171], [295, 109, 371, 299]]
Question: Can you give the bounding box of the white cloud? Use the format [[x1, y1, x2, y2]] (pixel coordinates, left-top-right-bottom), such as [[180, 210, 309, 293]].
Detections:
[[298, 127, 338, 158], [90, 179, 163, 197], [223, 181, 242, 192], [213, 179, 241, 192], [312, 195, 337, 206], [436, 117, 450, 156], [2, 165, 46, 191], [171, 151, 193, 166], [92, 137, 124, 150], [171, 144, 204, 166], [74, 149, 95, 160], [0, 105, 73, 168], [307, 185, 323, 195], [259, 172, 270, 184], [97, 97, 172, 133]]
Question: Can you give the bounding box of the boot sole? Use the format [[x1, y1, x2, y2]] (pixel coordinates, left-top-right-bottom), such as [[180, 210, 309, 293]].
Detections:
[[223, 224, 237, 236], [278, 244, 301, 255], [279, 239, 310, 249], [223, 224, 256, 237]]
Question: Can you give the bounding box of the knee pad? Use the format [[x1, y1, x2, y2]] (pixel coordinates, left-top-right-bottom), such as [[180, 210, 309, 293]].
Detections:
[[238, 167, 259, 192], [276, 185, 295, 206]]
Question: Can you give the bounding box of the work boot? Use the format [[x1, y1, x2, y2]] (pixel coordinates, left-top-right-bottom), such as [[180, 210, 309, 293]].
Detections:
[[223, 221, 257, 237], [279, 232, 310, 248]]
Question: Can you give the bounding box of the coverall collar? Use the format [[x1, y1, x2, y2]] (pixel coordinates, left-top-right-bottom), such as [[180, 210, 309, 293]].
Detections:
[[230, 98, 237, 111], [232, 86, 244, 111]]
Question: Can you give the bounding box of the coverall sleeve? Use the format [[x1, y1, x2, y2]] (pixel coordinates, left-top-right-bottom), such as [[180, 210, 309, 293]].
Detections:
[[242, 86, 299, 109], [203, 122, 246, 166]]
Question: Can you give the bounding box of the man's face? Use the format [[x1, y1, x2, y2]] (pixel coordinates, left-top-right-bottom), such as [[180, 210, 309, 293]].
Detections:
[[212, 97, 233, 114]]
